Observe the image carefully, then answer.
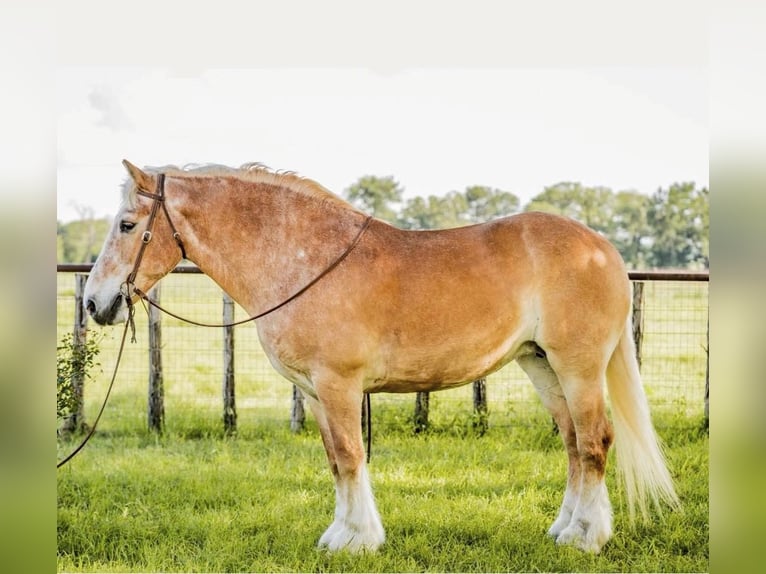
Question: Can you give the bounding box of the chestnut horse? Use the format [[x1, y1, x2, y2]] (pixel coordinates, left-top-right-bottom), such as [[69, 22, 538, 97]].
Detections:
[[84, 160, 679, 554]]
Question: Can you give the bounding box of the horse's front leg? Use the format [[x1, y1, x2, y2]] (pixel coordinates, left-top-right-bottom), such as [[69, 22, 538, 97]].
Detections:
[[306, 376, 385, 552]]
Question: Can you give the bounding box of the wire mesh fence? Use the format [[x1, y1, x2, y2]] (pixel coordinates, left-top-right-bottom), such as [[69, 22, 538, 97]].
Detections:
[[57, 269, 708, 434]]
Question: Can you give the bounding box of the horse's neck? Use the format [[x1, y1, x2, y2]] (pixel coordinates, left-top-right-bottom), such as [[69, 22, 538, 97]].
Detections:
[[174, 177, 364, 314]]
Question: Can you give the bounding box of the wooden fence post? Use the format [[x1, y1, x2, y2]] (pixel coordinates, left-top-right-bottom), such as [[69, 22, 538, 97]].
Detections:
[[222, 293, 237, 434], [147, 284, 164, 432], [360, 394, 368, 436], [472, 378, 488, 434], [61, 273, 89, 434], [632, 281, 645, 369], [291, 385, 305, 432], [414, 391, 429, 433]]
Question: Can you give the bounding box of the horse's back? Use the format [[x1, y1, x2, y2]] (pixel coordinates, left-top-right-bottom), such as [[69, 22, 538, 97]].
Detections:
[[371, 211, 627, 295]]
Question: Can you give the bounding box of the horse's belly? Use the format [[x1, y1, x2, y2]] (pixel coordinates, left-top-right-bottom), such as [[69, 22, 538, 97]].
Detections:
[[368, 333, 533, 393], [370, 377, 480, 394]]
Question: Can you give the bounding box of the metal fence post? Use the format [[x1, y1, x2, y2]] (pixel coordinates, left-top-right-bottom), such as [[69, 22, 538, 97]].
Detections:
[[148, 284, 164, 432], [223, 293, 237, 434]]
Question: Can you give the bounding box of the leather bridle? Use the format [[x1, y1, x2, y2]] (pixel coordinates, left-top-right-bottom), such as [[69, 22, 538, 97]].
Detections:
[[121, 173, 188, 341], [124, 174, 186, 302]]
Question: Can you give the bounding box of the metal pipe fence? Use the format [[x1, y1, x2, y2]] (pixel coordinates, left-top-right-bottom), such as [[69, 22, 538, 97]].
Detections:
[[57, 266, 709, 434]]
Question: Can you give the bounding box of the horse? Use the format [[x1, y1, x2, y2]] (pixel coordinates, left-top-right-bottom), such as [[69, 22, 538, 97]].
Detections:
[[83, 159, 679, 554]]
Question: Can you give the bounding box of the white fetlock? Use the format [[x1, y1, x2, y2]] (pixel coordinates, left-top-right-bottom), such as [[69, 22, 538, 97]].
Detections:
[[319, 521, 384, 552], [556, 518, 611, 554], [318, 519, 344, 548], [318, 465, 385, 552], [548, 482, 578, 538], [555, 483, 613, 553], [547, 509, 573, 538]]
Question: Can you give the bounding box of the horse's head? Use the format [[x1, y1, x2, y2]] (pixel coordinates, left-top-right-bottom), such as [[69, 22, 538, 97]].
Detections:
[[84, 160, 185, 325]]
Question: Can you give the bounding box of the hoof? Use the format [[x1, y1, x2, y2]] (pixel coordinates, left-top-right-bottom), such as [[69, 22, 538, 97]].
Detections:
[[318, 521, 384, 553], [555, 519, 611, 554], [547, 511, 573, 539]]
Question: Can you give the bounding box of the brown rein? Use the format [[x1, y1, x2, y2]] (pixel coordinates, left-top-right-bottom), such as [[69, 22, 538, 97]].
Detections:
[[130, 217, 373, 329], [58, 173, 374, 468]]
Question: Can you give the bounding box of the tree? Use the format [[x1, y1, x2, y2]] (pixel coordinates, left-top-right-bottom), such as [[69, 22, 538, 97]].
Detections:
[[398, 196, 446, 230], [57, 217, 111, 263], [344, 175, 403, 224], [427, 191, 469, 229], [462, 185, 520, 224], [646, 182, 708, 268], [524, 182, 616, 235], [611, 190, 653, 268], [57, 222, 66, 262], [398, 186, 520, 230]]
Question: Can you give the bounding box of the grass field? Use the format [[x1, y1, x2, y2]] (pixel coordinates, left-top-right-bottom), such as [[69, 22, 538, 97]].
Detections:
[[57, 273, 709, 572], [57, 412, 708, 573]]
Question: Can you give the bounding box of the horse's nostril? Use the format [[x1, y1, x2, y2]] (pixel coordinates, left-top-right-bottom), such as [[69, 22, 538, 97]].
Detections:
[[85, 298, 96, 316]]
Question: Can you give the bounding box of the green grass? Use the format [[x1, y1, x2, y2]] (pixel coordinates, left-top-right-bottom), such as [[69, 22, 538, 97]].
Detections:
[[57, 274, 708, 572], [57, 412, 708, 573]]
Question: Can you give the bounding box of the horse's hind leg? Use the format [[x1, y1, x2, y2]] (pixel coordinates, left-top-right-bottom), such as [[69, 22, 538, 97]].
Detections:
[[306, 375, 384, 552], [517, 352, 581, 539], [546, 353, 615, 553]]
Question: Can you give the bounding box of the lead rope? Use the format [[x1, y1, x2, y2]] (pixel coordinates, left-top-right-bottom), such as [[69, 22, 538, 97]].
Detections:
[[132, 215, 373, 329]]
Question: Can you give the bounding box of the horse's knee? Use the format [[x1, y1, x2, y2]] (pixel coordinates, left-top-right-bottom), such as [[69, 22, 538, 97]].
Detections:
[[326, 426, 366, 480]]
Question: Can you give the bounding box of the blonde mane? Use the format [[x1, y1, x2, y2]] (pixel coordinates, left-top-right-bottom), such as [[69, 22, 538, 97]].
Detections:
[[122, 162, 354, 212]]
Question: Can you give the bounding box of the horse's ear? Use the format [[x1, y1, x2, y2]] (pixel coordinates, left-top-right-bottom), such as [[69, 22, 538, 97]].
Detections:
[[122, 159, 153, 191]]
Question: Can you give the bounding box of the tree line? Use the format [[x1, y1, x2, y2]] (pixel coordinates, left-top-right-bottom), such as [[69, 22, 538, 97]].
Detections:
[[345, 177, 708, 269], [57, 177, 708, 269]]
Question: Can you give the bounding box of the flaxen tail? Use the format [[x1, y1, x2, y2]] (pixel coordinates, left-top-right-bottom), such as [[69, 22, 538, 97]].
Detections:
[[606, 314, 681, 522]]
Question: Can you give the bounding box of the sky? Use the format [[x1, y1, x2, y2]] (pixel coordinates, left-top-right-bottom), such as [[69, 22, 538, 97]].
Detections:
[[55, 0, 709, 224], [57, 67, 707, 223]]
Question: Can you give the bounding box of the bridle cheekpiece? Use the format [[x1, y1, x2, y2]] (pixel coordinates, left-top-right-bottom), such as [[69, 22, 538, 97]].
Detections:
[[122, 173, 187, 341]]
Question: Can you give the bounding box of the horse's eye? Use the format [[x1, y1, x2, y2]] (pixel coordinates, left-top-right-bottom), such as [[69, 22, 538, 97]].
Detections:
[[119, 221, 136, 233]]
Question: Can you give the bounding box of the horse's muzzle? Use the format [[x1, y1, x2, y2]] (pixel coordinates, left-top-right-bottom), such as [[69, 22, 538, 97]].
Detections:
[[86, 293, 125, 325]]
